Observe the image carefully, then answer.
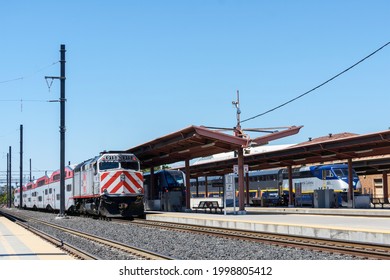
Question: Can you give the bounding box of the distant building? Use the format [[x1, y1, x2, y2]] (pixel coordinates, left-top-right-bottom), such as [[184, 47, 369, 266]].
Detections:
[[359, 172, 390, 197]]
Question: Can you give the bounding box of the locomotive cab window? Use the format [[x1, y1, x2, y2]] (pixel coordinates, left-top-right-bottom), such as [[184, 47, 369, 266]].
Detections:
[[121, 161, 140, 171], [99, 162, 119, 171], [334, 169, 347, 178], [334, 168, 358, 178], [322, 170, 333, 178], [165, 171, 184, 187]]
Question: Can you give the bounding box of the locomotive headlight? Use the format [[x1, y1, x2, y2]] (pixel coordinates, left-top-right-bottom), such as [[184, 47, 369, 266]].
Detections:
[[119, 203, 128, 209], [120, 174, 125, 181]]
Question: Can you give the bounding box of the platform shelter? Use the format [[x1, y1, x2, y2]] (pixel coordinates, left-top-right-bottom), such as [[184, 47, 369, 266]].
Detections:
[[126, 125, 302, 211]]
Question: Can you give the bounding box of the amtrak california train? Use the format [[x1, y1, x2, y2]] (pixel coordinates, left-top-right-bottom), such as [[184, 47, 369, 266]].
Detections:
[[190, 164, 361, 205]]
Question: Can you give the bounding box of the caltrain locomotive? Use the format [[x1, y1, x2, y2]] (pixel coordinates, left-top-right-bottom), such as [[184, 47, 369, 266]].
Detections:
[[14, 152, 144, 218]]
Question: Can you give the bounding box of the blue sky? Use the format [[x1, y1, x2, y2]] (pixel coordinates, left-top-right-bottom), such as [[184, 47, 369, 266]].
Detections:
[[1, 0, 389, 181]]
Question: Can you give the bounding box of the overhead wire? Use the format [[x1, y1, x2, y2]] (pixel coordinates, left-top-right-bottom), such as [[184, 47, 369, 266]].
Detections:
[[0, 61, 59, 84], [0, 99, 47, 102], [241, 41, 390, 124]]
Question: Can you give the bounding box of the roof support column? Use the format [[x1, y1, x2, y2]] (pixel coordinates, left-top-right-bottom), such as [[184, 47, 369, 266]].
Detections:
[[196, 177, 199, 197], [246, 171, 250, 205], [185, 158, 191, 211], [205, 176, 208, 198], [150, 167, 154, 202], [383, 171, 389, 201], [348, 159, 354, 208], [238, 147, 245, 213], [287, 165, 294, 207]]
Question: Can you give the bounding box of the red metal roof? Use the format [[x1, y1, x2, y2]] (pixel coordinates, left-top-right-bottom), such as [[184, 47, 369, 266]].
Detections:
[[127, 125, 248, 168], [127, 125, 302, 169]]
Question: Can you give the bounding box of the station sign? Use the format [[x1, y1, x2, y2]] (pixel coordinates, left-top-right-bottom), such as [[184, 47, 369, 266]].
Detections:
[[225, 174, 235, 200], [233, 164, 249, 174]]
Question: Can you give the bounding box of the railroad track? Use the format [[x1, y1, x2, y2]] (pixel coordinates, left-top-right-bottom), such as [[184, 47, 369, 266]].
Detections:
[[1, 210, 173, 260], [130, 219, 390, 260], [16, 220, 98, 260], [31, 220, 173, 260], [0, 210, 96, 260]]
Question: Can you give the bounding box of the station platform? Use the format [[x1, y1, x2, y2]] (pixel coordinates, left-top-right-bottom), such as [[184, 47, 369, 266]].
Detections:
[[146, 207, 390, 246], [0, 216, 74, 260]]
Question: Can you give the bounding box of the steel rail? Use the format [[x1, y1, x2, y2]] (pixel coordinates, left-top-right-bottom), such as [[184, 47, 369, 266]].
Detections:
[[0, 210, 97, 260], [130, 219, 390, 260], [11, 212, 174, 260], [15, 220, 99, 260], [33, 219, 173, 260]]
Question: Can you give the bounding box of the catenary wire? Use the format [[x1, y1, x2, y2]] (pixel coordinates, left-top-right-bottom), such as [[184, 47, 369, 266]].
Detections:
[[0, 61, 59, 84], [241, 41, 390, 124]]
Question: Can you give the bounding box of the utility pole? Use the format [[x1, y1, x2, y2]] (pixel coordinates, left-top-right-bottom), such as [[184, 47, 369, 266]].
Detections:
[[232, 90, 246, 214], [9, 146, 14, 208], [45, 44, 66, 218], [29, 158, 32, 182], [7, 152, 10, 208], [20, 124, 23, 209], [232, 90, 242, 135], [59, 44, 66, 217]]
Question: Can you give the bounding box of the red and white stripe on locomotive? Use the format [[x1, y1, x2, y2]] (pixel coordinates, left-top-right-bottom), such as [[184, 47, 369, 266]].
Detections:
[[100, 170, 143, 195]]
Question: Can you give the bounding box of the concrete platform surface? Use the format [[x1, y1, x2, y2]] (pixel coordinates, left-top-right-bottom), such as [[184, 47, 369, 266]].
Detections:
[[146, 208, 390, 245], [0, 216, 74, 260], [246, 206, 390, 217]]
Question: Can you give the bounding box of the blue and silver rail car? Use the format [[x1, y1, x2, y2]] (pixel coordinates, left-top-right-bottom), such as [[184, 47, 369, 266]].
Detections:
[[144, 169, 185, 211], [281, 164, 362, 193], [190, 164, 361, 206]]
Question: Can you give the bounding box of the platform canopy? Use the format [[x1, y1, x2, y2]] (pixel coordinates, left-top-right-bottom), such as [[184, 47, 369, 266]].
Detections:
[[185, 129, 390, 177], [126, 125, 303, 169]]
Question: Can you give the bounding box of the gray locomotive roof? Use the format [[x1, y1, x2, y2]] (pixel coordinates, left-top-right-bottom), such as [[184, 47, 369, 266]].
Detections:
[[73, 156, 100, 172]]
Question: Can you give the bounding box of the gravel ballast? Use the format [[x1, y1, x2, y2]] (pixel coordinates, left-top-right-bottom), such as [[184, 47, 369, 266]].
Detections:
[[6, 209, 362, 260]]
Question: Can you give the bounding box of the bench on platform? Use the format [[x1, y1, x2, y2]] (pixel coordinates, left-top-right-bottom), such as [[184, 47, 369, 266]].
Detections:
[[193, 201, 224, 213], [192, 201, 207, 212]]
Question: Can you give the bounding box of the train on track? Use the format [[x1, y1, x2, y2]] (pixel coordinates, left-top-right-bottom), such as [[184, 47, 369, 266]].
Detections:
[[143, 169, 186, 211], [190, 163, 362, 206], [13, 152, 144, 218]]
